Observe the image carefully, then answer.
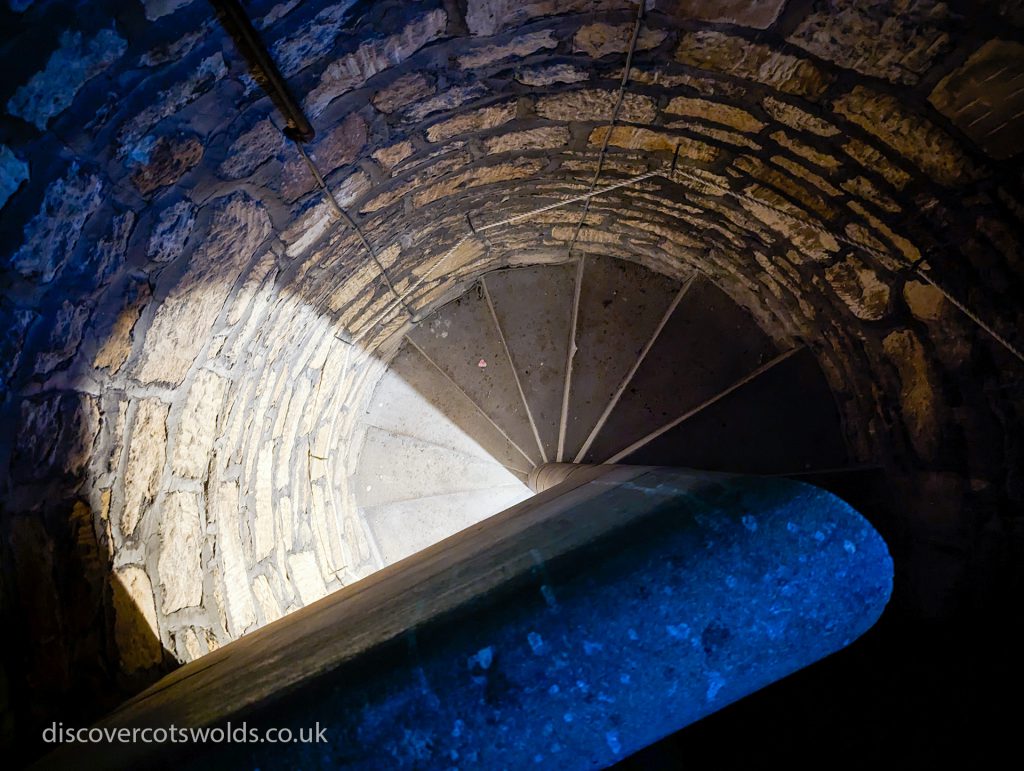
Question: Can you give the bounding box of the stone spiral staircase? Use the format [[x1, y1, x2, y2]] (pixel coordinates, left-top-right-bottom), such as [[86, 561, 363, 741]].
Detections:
[[353, 255, 848, 565]]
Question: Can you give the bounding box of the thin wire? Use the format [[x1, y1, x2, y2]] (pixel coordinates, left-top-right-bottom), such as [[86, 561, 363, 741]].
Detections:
[[914, 267, 1024, 364], [338, 146, 1021, 366], [348, 168, 665, 345], [293, 140, 416, 318], [566, 0, 645, 256]]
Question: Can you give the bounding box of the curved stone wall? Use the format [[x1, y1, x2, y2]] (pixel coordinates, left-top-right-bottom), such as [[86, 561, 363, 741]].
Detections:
[[1, 0, 1022, 750]]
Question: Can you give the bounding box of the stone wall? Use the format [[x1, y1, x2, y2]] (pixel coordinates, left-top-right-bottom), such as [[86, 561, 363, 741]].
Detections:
[[1, 0, 1023, 755]]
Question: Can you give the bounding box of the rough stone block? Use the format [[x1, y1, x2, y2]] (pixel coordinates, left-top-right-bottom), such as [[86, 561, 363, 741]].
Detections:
[[834, 87, 974, 186], [457, 30, 559, 69], [929, 39, 1024, 159], [426, 101, 516, 142], [676, 31, 830, 99], [0, 144, 28, 210], [111, 565, 163, 672], [134, 194, 271, 385], [649, 0, 786, 28], [122, 398, 169, 538], [304, 9, 447, 117], [573, 22, 666, 58], [158, 491, 205, 613], [10, 163, 103, 283], [172, 370, 228, 479], [6, 29, 126, 129], [129, 133, 204, 196], [535, 90, 657, 123], [788, 0, 951, 85], [825, 256, 891, 320]]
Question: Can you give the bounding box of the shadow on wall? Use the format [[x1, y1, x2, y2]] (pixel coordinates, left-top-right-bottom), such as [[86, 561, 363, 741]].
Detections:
[[0, 192, 532, 764], [1, 434, 177, 764]]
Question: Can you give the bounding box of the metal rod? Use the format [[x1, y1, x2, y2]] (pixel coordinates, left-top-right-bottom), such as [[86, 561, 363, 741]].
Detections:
[[208, 0, 315, 142]]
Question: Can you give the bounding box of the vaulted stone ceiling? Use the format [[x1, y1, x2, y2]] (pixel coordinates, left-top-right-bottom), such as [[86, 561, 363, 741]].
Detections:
[[1, 0, 1023, 755]]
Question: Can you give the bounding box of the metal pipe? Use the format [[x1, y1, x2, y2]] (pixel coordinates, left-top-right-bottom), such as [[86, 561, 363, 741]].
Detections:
[[208, 0, 315, 142]]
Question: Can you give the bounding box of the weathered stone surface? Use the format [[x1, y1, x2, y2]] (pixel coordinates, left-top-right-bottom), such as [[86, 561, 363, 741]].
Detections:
[[412, 158, 545, 207], [843, 138, 912, 189], [426, 102, 516, 142], [882, 329, 940, 460], [0, 144, 28, 210], [270, 0, 358, 75], [7, 29, 126, 129], [142, 0, 195, 20], [484, 126, 570, 154], [465, 0, 625, 36], [825, 256, 891, 320], [94, 283, 150, 373], [573, 22, 666, 58], [85, 210, 135, 284], [122, 399, 169, 538], [287, 551, 328, 605], [171, 370, 227, 478], [147, 201, 196, 265], [650, 0, 786, 28], [140, 27, 206, 67], [253, 445, 276, 561], [14, 393, 98, 479], [304, 9, 447, 117], [903, 279, 945, 320], [118, 53, 226, 155], [676, 31, 830, 99], [0, 306, 35, 386], [252, 574, 282, 624], [219, 120, 282, 178], [10, 163, 103, 282], [535, 90, 657, 123], [158, 491, 204, 613], [34, 301, 90, 374], [834, 87, 974, 186], [372, 140, 415, 171], [666, 96, 764, 133], [111, 565, 163, 672], [842, 176, 900, 213], [280, 113, 367, 200], [371, 73, 434, 114], [214, 481, 257, 636], [135, 194, 271, 384], [789, 0, 951, 85], [404, 84, 490, 122], [770, 131, 842, 171], [929, 39, 1024, 159], [739, 184, 840, 258], [762, 97, 840, 137], [516, 63, 589, 86], [458, 30, 558, 69], [129, 133, 203, 196], [589, 126, 718, 161]]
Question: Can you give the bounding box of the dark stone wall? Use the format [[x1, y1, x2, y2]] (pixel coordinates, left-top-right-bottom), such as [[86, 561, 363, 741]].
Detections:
[[0, 0, 1022, 763]]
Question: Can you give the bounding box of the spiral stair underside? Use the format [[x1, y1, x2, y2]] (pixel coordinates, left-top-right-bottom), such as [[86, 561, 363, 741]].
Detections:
[[351, 255, 847, 565]]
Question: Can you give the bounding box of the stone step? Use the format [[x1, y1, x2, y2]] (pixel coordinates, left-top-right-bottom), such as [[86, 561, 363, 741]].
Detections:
[[361, 343, 532, 475], [406, 286, 542, 467], [561, 255, 681, 462], [354, 426, 528, 508], [484, 263, 576, 464], [581, 275, 779, 463], [360, 485, 532, 566], [621, 347, 848, 474]]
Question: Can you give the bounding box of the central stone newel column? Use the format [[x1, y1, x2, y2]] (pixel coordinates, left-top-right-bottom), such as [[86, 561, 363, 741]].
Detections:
[[200, 466, 892, 769], [47, 466, 892, 770]]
